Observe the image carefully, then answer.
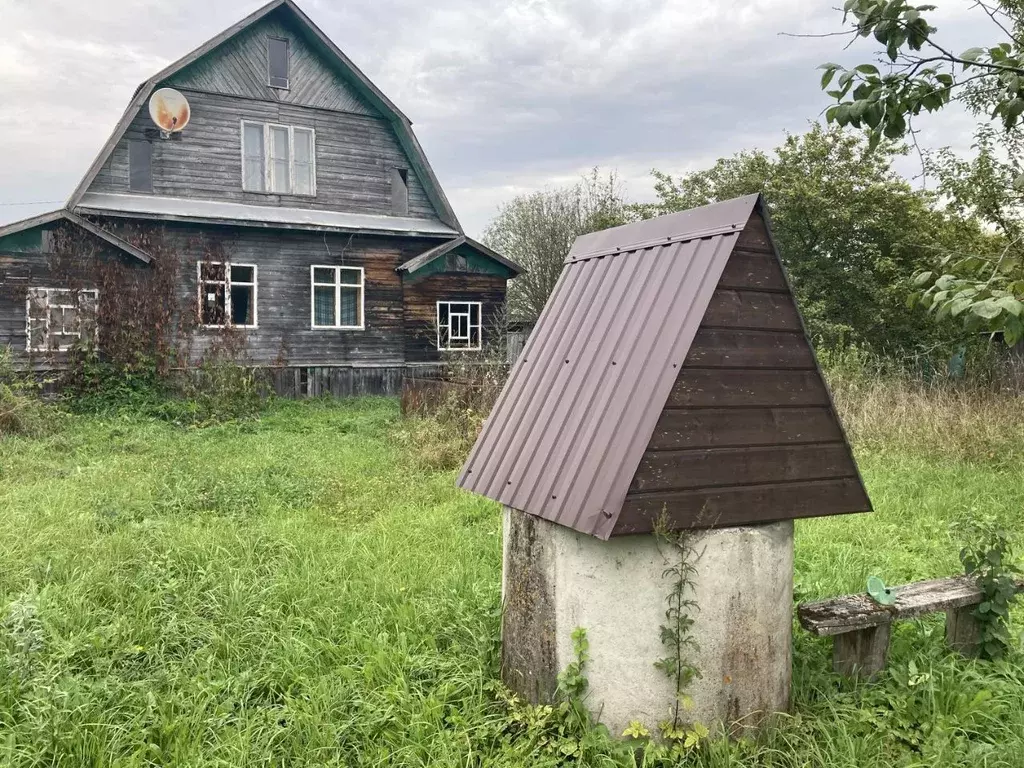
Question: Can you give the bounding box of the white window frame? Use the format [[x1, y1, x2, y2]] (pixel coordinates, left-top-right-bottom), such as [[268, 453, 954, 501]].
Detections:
[[240, 120, 316, 197], [437, 301, 482, 351], [310, 265, 365, 330], [25, 287, 99, 352], [197, 261, 258, 329]]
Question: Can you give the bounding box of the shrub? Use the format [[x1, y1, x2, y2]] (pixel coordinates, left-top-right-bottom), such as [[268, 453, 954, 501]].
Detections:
[[0, 348, 55, 438]]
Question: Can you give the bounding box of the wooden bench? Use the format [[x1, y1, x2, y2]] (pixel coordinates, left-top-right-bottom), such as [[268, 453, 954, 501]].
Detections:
[[798, 575, 1024, 678]]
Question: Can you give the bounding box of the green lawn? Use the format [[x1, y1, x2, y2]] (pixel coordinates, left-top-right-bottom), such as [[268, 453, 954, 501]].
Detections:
[[1, 399, 1023, 767]]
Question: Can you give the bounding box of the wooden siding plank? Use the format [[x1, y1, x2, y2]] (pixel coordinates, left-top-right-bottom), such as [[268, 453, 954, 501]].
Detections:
[[666, 368, 830, 407], [88, 90, 436, 220], [615, 477, 870, 533], [701, 288, 802, 331], [648, 406, 843, 450], [717, 250, 788, 291], [629, 443, 853, 493], [685, 328, 815, 369]]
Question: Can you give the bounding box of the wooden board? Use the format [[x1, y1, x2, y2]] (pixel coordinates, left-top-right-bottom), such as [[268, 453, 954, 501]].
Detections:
[[648, 407, 843, 450], [665, 369, 830, 408], [615, 477, 869, 533], [798, 575, 1024, 636], [702, 288, 802, 331], [629, 443, 853, 493], [685, 328, 815, 369]]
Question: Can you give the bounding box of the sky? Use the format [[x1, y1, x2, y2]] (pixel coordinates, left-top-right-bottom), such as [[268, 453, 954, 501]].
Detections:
[[0, 0, 1000, 237]]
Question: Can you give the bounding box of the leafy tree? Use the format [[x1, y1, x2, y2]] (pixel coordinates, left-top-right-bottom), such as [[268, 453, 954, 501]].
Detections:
[[483, 170, 629, 321], [643, 124, 982, 356], [819, 0, 1024, 145], [819, 0, 1024, 342]]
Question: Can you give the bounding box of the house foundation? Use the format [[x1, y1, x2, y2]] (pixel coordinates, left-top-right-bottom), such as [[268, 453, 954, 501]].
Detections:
[[501, 507, 793, 737]]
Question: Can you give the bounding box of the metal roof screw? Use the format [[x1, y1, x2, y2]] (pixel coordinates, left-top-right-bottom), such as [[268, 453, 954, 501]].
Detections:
[[611, 361, 617, 366], [551, 495, 557, 500], [564, 359, 569, 364], [602, 510, 613, 518]]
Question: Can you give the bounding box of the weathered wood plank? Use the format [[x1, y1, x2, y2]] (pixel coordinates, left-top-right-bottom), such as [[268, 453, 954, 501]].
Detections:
[[717, 250, 788, 291], [701, 288, 802, 331], [685, 328, 815, 369], [649, 407, 843, 450], [798, 575, 1024, 636], [666, 369, 830, 408], [946, 605, 982, 657], [616, 477, 869, 533], [629, 443, 853, 493], [833, 624, 891, 679]]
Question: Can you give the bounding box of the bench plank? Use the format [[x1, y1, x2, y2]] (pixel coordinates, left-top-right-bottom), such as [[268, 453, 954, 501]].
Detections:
[[798, 575, 1024, 637]]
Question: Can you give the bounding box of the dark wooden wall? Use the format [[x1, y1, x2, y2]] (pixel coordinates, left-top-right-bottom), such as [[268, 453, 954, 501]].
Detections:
[[617, 212, 870, 533], [402, 273, 508, 363], [88, 13, 436, 220], [99, 220, 447, 367]]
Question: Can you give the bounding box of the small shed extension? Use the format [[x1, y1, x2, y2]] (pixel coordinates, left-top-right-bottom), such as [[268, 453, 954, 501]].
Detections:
[[457, 194, 870, 539]]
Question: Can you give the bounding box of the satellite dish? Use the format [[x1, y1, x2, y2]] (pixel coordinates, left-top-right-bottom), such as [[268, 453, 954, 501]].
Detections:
[[149, 88, 190, 137]]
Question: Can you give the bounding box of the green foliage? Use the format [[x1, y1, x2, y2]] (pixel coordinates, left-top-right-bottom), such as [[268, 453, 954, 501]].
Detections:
[[0, 347, 55, 438], [652, 524, 703, 739], [483, 169, 631, 321], [644, 125, 972, 355], [66, 345, 269, 427], [1, 399, 1024, 765], [557, 626, 590, 700], [820, 1, 1024, 144], [952, 514, 1021, 659]]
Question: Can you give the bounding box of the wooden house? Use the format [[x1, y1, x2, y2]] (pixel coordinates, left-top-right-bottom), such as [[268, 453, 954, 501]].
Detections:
[[458, 194, 871, 538], [0, 0, 520, 394]]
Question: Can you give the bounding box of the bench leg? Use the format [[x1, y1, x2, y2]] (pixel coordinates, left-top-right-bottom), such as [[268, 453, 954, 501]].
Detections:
[[946, 606, 981, 657], [832, 623, 891, 678]]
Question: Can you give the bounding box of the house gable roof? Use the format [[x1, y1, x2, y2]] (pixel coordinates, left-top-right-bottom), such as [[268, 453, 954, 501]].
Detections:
[[398, 236, 523, 279], [0, 211, 152, 264], [456, 194, 870, 539], [66, 0, 461, 231]]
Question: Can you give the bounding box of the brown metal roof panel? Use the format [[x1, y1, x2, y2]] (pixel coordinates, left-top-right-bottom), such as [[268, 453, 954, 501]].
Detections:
[[568, 194, 759, 262]]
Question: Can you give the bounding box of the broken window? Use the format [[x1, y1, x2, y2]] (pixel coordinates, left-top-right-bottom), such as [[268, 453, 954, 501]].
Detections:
[[268, 37, 290, 89], [437, 301, 481, 351], [129, 140, 153, 193], [198, 262, 257, 327], [391, 168, 409, 215], [25, 287, 99, 352], [311, 265, 364, 329]]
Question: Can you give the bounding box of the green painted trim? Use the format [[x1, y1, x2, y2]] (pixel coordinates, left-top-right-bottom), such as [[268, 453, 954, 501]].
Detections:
[[0, 228, 45, 253], [405, 245, 516, 282]]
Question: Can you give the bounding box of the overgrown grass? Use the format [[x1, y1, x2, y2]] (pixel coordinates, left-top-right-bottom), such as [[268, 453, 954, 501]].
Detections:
[[1, 388, 1023, 766]]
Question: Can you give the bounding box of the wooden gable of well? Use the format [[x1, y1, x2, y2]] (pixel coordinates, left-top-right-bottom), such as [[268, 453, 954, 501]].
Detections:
[[614, 209, 870, 534]]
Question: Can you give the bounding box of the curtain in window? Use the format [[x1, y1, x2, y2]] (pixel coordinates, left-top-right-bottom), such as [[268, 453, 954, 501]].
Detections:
[[339, 287, 359, 327], [314, 285, 335, 326]]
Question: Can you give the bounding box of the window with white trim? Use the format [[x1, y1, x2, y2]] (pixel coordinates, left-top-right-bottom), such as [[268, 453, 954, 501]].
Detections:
[[311, 266, 364, 329], [241, 121, 315, 196], [437, 301, 481, 351], [25, 288, 99, 352], [198, 262, 257, 328]]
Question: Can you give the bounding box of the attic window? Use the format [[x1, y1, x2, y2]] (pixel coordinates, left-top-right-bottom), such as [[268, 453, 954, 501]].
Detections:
[[129, 140, 153, 193], [268, 37, 289, 89], [391, 168, 409, 215]]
